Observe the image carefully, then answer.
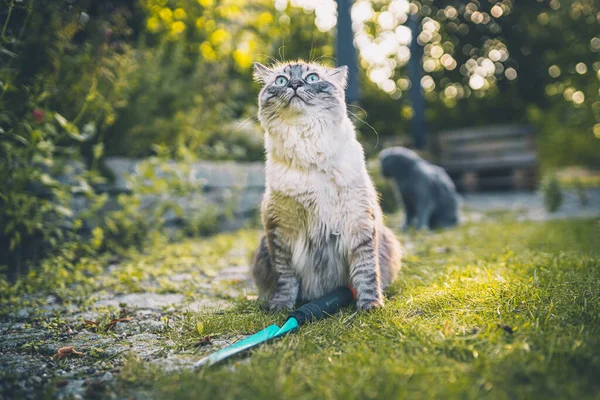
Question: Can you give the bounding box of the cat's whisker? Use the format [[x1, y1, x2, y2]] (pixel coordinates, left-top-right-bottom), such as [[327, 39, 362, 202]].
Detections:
[[235, 115, 259, 131], [347, 109, 380, 148], [347, 103, 368, 115], [309, 36, 317, 63], [313, 53, 336, 64], [253, 53, 279, 65], [278, 43, 286, 63]]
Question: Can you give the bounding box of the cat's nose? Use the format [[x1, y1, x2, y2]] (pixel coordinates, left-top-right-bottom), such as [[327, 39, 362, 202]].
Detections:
[[288, 79, 303, 90]]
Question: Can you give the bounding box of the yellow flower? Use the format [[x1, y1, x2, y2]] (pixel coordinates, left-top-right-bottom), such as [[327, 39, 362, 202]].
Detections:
[[200, 41, 217, 61], [91, 227, 104, 250], [198, 0, 214, 7], [210, 28, 230, 45], [159, 8, 172, 22], [220, 5, 241, 18], [233, 49, 253, 69], [195, 17, 205, 29], [205, 19, 216, 32], [401, 105, 414, 120], [257, 12, 273, 25], [105, 113, 116, 126], [171, 21, 186, 35], [146, 16, 161, 33], [174, 8, 187, 20], [247, 39, 257, 51]]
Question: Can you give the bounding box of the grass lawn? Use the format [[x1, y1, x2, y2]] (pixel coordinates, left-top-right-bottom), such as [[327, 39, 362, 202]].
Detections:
[[116, 218, 600, 400]]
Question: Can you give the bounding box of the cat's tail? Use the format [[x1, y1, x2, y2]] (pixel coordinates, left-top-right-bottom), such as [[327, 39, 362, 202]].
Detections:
[[251, 235, 277, 301], [378, 226, 402, 289]]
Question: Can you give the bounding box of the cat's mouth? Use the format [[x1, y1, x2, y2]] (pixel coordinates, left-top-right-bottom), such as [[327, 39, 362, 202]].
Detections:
[[287, 94, 307, 105]]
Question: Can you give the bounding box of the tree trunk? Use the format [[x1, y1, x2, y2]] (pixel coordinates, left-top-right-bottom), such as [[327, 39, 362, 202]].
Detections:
[[336, 0, 359, 103]]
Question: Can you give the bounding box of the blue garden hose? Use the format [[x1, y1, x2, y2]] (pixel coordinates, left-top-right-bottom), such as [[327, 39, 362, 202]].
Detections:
[[194, 286, 356, 368]]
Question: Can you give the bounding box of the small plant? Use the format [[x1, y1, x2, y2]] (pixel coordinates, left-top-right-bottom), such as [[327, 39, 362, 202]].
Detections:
[[541, 173, 563, 213]]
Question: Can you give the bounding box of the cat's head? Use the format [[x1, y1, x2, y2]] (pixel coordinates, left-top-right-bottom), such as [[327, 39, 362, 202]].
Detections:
[[253, 60, 348, 124]]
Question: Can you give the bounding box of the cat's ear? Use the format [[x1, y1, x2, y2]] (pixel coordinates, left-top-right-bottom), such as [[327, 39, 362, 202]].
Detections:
[[329, 65, 348, 88], [253, 62, 273, 84]]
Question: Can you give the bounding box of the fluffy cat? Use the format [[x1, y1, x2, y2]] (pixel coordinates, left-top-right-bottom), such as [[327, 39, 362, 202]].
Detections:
[[251, 60, 401, 311]]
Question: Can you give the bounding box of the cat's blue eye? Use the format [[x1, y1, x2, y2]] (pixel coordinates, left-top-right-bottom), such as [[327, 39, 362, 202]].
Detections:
[[305, 73, 319, 83], [275, 76, 288, 86]]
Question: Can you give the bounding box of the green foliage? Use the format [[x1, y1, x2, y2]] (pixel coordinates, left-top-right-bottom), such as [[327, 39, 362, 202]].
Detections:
[[541, 172, 564, 213], [0, 0, 143, 278], [1, 0, 599, 283], [529, 106, 600, 169], [100, 155, 226, 253], [0, 101, 108, 279], [100, 0, 334, 159]]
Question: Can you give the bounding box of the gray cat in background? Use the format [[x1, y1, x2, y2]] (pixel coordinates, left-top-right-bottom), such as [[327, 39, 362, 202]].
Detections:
[[379, 147, 460, 231]]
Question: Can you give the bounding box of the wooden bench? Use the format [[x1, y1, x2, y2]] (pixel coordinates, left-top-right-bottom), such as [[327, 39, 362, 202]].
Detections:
[[431, 124, 538, 192]]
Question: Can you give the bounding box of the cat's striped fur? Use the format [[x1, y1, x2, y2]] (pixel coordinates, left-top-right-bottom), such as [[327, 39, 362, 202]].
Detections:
[[251, 61, 401, 311]]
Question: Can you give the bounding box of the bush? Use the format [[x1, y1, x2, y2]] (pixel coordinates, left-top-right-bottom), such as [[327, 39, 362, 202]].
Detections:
[[0, 1, 144, 279], [540, 173, 563, 213], [0, 109, 106, 280]]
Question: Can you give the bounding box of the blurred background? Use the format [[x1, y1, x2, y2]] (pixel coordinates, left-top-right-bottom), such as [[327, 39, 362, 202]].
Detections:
[[1, 0, 599, 279]]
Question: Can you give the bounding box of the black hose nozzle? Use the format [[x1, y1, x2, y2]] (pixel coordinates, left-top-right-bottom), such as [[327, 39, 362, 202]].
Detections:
[[288, 286, 356, 326]]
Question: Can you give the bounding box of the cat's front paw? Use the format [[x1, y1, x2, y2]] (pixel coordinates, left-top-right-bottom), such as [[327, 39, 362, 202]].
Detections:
[[266, 299, 294, 313], [357, 297, 384, 311]]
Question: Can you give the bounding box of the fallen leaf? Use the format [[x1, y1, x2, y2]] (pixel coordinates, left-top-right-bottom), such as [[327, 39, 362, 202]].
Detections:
[[53, 346, 85, 359], [105, 317, 132, 331], [86, 379, 106, 396], [442, 320, 453, 337], [196, 336, 212, 347], [56, 380, 69, 388]]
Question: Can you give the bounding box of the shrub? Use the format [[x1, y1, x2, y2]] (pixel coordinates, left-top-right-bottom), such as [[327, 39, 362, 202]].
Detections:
[[0, 1, 138, 280], [540, 173, 563, 213]]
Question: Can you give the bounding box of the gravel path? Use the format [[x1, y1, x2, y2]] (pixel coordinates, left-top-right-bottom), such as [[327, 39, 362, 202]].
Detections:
[[461, 188, 600, 222]]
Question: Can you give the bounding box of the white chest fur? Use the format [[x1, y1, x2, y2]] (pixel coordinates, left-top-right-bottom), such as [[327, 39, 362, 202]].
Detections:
[[263, 116, 378, 299]]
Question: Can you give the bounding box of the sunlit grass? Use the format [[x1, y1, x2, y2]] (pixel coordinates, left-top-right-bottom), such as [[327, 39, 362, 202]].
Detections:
[[117, 219, 599, 399]]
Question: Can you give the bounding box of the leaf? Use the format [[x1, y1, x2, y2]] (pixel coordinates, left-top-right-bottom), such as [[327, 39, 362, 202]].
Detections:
[[92, 143, 104, 160], [54, 113, 68, 128], [497, 324, 514, 334], [9, 133, 29, 146], [197, 336, 212, 347], [55, 113, 95, 142], [53, 346, 85, 359], [82, 123, 97, 140], [39, 173, 58, 187], [105, 317, 132, 331], [55, 206, 74, 218], [0, 45, 18, 58]]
